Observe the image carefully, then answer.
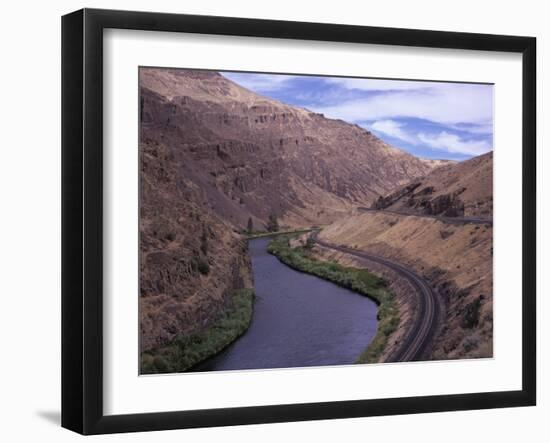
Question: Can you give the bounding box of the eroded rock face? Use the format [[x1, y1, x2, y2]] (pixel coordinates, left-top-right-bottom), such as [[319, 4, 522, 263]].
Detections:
[[373, 182, 422, 210], [372, 152, 493, 219], [139, 139, 252, 352], [140, 68, 438, 230], [421, 190, 466, 217]]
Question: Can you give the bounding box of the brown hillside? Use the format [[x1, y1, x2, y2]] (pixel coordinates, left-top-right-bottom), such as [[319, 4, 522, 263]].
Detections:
[[139, 139, 252, 352], [140, 67, 439, 230], [373, 152, 493, 218]]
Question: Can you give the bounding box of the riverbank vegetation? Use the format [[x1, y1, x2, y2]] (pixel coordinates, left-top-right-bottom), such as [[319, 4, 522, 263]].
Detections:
[[141, 289, 255, 374], [267, 236, 399, 363]]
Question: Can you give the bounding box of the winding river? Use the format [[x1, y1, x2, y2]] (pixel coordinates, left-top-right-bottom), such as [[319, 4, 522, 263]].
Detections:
[[195, 237, 378, 371]]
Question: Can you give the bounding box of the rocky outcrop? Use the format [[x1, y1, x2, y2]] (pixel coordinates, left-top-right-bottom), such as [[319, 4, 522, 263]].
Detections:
[[372, 152, 493, 219], [423, 190, 465, 216], [373, 182, 422, 210]]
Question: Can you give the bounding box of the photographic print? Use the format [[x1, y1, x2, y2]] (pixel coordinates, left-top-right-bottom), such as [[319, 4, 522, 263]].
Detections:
[[138, 67, 493, 375]]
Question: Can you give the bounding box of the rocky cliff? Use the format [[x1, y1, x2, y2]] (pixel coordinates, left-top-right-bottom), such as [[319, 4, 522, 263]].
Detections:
[[140, 139, 252, 352], [373, 152, 493, 218], [140, 68, 438, 230]]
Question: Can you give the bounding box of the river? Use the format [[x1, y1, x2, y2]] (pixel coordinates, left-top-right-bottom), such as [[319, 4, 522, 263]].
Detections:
[[194, 237, 378, 371]]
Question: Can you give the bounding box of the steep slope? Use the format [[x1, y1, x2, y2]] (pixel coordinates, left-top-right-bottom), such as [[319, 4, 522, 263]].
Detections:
[[317, 211, 493, 360], [139, 139, 252, 353], [139, 68, 438, 230], [373, 152, 493, 218]]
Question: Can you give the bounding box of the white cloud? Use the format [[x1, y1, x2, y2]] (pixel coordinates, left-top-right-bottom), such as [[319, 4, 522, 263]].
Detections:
[[326, 78, 440, 92], [221, 72, 295, 92], [312, 83, 493, 126], [221, 73, 493, 129], [221, 72, 493, 157], [370, 120, 417, 144], [417, 131, 492, 156], [369, 120, 492, 156], [449, 122, 494, 135]]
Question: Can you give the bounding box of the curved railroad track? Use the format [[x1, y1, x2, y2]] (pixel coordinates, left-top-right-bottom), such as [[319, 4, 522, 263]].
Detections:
[[311, 232, 440, 362], [357, 207, 492, 226]]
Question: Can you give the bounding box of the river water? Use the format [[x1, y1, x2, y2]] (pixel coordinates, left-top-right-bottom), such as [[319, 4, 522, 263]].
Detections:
[[195, 237, 378, 371]]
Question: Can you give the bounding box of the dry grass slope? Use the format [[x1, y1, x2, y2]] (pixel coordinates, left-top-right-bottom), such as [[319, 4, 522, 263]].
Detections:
[[319, 211, 493, 360]]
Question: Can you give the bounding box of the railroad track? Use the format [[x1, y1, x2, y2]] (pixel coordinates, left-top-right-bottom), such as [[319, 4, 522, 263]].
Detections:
[[357, 207, 493, 226], [311, 232, 440, 362]]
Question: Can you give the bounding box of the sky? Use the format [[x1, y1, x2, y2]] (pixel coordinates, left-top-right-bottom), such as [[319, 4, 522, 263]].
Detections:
[[221, 71, 494, 161]]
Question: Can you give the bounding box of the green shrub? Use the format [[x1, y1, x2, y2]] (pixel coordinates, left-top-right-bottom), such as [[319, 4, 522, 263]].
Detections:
[[153, 356, 171, 372], [140, 353, 155, 373], [462, 333, 480, 353], [197, 258, 210, 275], [200, 227, 208, 255], [267, 213, 279, 232], [140, 289, 255, 374], [462, 296, 482, 329]]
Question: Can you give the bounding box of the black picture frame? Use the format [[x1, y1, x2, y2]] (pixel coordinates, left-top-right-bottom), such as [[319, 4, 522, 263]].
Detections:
[[61, 8, 537, 435]]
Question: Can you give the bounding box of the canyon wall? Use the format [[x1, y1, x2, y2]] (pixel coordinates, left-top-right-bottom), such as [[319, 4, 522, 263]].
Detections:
[[140, 68, 439, 230], [373, 152, 493, 219]]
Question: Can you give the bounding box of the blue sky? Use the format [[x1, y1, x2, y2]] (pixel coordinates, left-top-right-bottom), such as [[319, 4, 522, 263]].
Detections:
[[221, 72, 493, 161]]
